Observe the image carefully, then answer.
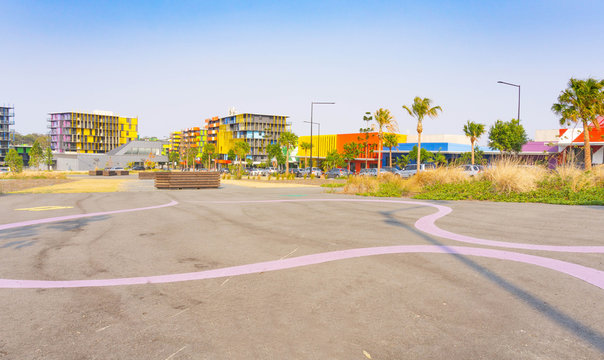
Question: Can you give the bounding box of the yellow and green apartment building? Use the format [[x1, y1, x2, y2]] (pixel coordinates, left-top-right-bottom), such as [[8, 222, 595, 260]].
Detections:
[[49, 110, 138, 153]]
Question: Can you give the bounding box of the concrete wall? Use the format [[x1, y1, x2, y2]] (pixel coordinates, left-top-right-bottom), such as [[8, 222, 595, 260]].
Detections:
[[54, 153, 168, 171]]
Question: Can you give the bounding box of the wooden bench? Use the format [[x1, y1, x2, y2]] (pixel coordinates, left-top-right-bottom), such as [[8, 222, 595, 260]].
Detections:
[[138, 172, 157, 180], [154, 172, 220, 189]]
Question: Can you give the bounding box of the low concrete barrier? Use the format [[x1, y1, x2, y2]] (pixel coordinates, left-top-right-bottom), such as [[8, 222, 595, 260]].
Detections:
[[102, 170, 117, 176], [154, 172, 220, 189], [89, 170, 103, 176]]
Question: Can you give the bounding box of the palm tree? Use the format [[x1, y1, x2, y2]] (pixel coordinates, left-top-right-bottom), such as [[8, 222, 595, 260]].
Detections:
[[299, 141, 312, 168], [402, 97, 442, 174], [372, 108, 398, 174], [552, 78, 604, 171], [383, 133, 399, 167], [462, 120, 486, 165], [279, 131, 299, 174]]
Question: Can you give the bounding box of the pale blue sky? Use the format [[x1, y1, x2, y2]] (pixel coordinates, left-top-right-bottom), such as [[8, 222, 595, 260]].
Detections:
[[1, 0, 603, 140]]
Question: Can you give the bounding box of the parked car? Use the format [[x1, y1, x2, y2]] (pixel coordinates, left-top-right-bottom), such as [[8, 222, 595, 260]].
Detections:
[[107, 167, 124, 171], [325, 168, 351, 178], [459, 164, 482, 176], [131, 165, 145, 171], [266, 167, 278, 175], [380, 166, 399, 174], [359, 168, 378, 176], [310, 167, 323, 177], [249, 168, 268, 176], [395, 163, 436, 178]]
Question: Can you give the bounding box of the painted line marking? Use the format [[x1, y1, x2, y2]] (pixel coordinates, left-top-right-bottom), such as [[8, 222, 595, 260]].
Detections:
[[0, 198, 602, 290], [15, 206, 74, 212], [207, 199, 604, 253], [0, 200, 178, 232], [1, 245, 603, 289]]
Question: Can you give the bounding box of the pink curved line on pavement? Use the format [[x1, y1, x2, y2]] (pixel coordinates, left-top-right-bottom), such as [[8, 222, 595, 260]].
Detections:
[[1, 245, 603, 289], [210, 199, 604, 253], [0, 200, 179, 231]]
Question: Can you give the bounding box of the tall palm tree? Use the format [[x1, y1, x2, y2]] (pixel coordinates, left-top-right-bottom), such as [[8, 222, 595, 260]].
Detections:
[[279, 131, 299, 174], [462, 120, 486, 165], [383, 133, 399, 167], [234, 140, 250, 177], [552, 78, 604, 171], [299, 141, 312, 168], [402, 97, 442, 174], [372, 108, 398, 174]]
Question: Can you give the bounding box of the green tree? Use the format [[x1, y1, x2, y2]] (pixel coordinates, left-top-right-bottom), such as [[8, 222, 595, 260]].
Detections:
[[488, 119, 528, 154], [408, 145, 434, 164], [279, 131, 298, 174], [168, 151, 180, 170], [383, 133, 399, 167], [455, 150, 484, 165], [463, 120, 486, 165], [432, 151, 447, 166], [234, 140, 250, 177], [202, 143, 216, 169], [227, 149, 236, 162], [396, 154, 410, 169], [29, 140, 44, 169], [552, 78, 604, 170], [6, 148, 23, 173], [323, 150, 345, 172], [342, 142, 363, 172], [266, 143, 283, 168], [44, 147, 53, 170], [372, 108, 398, 174], [185, 147, 197, 169], [403, 97, 442, 174], [299, 141, 312, 168]]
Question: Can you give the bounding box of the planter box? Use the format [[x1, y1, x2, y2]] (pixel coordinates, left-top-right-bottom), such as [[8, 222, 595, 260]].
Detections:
[[117, 170, 129, 176], [88, 170, 103, 176], [154, 172, 220, 189], [138, 172, 156, 180], [102, 170, 117, 176]]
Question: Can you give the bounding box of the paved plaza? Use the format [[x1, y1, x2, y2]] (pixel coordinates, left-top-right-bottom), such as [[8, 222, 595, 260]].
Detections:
[[1, 182, 603, 359]]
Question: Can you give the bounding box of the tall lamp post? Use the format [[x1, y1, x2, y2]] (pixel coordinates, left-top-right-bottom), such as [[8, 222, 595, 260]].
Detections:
[[497, 81, 521, 121], [304, 121, 320, 167], [309, 101, 334, 168]]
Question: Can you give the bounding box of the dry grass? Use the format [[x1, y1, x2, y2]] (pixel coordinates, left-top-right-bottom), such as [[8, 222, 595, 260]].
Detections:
[[551, 164, 604, 191], [479, 159, 548, 193], [0, 170, 67, 180], [344, 173, 409, 196], [407, 166, 469, 188], [9, 178, 128, 193]]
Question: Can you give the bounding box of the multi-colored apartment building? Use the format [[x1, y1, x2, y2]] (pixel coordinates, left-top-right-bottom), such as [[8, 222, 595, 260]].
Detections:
[[48, 110, 138, 154], [169, 112, 290, 167], [0, 105, 15, 163]]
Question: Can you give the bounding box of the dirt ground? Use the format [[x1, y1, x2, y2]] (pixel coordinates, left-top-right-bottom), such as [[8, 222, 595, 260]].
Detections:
[[0, 179, 75, 193]]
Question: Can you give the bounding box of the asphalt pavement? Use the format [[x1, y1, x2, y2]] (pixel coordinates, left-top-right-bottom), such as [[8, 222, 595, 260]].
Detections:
[[1, 183, 603, 359]]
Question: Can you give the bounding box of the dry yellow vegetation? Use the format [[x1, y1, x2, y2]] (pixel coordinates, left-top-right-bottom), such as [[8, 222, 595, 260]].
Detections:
[[10, 178, 129, 194]]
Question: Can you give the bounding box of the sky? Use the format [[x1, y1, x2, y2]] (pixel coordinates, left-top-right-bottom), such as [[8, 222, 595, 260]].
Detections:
[[2, 0, 603, 142]]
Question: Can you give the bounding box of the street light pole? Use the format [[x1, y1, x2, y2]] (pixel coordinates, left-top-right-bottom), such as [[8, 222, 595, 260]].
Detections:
[[497, 81, 521, 121], [304, 121, 320, 167], [309, 101, 334, 169]]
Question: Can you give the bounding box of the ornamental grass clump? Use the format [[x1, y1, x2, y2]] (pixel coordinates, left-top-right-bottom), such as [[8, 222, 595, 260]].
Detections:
[[408, 166, 468, 188], [479, 159, 547, 193], [344, 173, 408, 197]]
